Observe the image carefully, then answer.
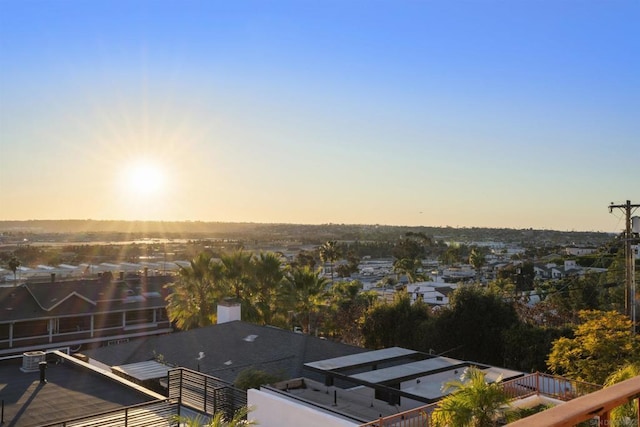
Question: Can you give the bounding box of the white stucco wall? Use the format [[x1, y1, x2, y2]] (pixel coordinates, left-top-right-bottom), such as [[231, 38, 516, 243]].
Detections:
[[248, 388, 360, 427]]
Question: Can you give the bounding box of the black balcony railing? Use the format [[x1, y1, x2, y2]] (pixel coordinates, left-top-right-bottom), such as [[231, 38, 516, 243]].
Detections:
[[36, 368, 248, 426], [168, 368, 247, 420]]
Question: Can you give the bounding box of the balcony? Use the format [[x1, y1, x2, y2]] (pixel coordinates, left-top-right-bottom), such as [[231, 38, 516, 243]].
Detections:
[[358, 372, 603, 427]]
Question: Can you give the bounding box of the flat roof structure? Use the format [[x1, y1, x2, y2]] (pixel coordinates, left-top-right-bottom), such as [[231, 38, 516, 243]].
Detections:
[[112, 360, 171, 381], [349, 356, 467, 384], [0, 352, 162, 427], [304, 347, 418, 372], [303, 347, 525, 405]]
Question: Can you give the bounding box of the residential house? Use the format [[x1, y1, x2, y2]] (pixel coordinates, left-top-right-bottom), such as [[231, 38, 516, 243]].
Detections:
[[406, 282, 456, 306], [0, 273, 173, 357]]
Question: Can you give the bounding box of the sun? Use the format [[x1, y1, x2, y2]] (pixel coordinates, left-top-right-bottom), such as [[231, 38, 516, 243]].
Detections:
[[120, 160, 167, 197]]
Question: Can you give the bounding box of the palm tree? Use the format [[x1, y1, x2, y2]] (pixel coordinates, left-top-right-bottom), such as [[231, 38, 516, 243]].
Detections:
[[283, 265, 329, 334], [220, 250, 258, 322], [469, 248, 486, 282], [604, 363, 640, 425], [392, 257, 424, 283], [431, 367, 512, 427], [164, 253, 224, 330], [171, 406, 256, 426], [8, 256, 20, 284], [319, 241, 340, 282], [220, 250, 254, 300], [253, 252, 284, 325]]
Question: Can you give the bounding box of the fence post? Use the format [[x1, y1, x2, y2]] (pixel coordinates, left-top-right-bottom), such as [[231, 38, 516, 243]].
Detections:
[[204, 376, 208, 414], [124, 407, 128, 427], [178, 369, 183, 417], [213, 387, 217, 415]]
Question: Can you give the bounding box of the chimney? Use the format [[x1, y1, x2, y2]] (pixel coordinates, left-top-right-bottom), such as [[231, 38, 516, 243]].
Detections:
[[217, 298, 241, 324]]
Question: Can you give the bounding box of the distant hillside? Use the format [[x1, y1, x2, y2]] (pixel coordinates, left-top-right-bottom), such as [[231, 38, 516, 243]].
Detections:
[[0, 220, 613, 247]]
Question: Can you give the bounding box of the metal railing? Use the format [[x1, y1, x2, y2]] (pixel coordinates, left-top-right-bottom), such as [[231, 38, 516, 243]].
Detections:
[[40, 399, 177, 427], [359, 372, 603, 427], [38, 368, 248, 427], [168, 368, 247, 420], [359, 405, 438, 427], [501, 372, 601, 401]]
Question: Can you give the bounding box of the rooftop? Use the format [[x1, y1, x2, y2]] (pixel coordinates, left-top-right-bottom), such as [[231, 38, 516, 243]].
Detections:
[[0, 352, 161, 427], [83, 321, 367, 384]]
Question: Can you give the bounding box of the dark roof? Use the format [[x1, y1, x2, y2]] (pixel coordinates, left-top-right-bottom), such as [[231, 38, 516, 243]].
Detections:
[[0, 276, 172, 323], [434, 286, 455, 297], [83, 321, 367, 384], [0, 354, 156, 427]]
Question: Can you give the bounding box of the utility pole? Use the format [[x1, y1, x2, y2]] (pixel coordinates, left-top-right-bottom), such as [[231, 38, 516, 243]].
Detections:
[[609, 200, 639, 332]]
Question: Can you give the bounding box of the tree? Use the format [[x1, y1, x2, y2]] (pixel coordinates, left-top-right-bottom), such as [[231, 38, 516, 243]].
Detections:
[[604, 363, 640, 425], [325, 280, 376, 345], [439, 243, 469, 266], [292, 250, 316, 269], [283, 266, 329, 334], [547, 310, 640, 384], [431, 366, 512, 427], [319, 241, 340, 282], [234, 367, 283, 391], [392, 257, 425, 283], [335, 249, 361, 278], [253, 252, 284, 325], [220, 250, 254, 300], [392, 233, 430, 283], [165, 253, 224, 330], [220, 251, 258, 322], [7, 256, 20, 284], [432, 286, 519, 366], [502, 323, 571, 373], [361, 293, 431, 350], [468, 247, 486, 282], [171, 406, 256, 426]]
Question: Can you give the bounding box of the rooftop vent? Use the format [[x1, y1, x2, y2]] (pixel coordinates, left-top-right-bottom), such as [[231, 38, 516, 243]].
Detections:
[[21, 351, 46, 373]]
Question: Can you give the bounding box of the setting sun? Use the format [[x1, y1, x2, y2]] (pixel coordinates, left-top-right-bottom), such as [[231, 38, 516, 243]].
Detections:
[[120, 160, 167, 197]]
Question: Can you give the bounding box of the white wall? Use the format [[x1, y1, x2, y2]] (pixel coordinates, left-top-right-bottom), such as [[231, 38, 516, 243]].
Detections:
[[248, 388, 360, 427], [217, 303, 241, 323]]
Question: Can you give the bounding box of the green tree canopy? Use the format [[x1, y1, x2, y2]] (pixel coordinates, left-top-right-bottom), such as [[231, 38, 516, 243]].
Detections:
[[253, 252, 285, 326], [547, 310, 640, 384], [361, 293, 431, 349], [319, 240, 340, 282], [171, 406, 256, 427], [283, 266, 329, 334], [433, 286, 519, 366], [431, 366, 512, 427], [7, 255, 20, 283], [165, 253, 225, 330], [604, 362, 640, 424], [234, 367, 283, 391]]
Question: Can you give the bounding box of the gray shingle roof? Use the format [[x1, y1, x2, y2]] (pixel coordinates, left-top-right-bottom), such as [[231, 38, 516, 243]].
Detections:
[[0, 276, 172, 323], [84, 321, 366, 384]]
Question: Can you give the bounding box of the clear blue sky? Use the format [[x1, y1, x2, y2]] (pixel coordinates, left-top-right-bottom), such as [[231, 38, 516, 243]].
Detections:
[[1, 0, 638, 232]]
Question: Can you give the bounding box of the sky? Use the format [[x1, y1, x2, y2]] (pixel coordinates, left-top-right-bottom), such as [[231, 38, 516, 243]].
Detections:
[[0, 1, 638, 232]]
